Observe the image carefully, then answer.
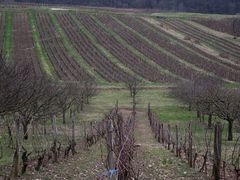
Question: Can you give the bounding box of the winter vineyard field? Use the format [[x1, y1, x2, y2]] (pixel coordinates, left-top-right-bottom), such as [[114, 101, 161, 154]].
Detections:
[[0, 4, 240, 180], [1, 6, 240, 85]]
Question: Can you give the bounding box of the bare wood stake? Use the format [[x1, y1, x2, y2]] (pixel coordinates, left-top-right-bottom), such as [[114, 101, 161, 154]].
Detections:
[[51, 115, 58, 163], [11, 115, 21, 178], [158, 123, 161, 143], [106, 116, 116, 179], [188, 121, 193, 168], [212, 123, 223, 180], [223, 161, 226, 180], [115, 100, 118, 114], [161, 124, 164, 144], [71, 110, 76, 155], [148, 103, 151, 118], [155, 122, 158, 139], [167, 124, 171, 150], [176, 125, 179, 157]]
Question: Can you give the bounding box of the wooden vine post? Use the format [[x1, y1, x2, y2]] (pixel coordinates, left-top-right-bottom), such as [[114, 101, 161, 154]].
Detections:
[[148, 103, 151, 118], [212, 123, 223, 180], [158, 123, 161, 143], [161, 124, 164, 144], [188, 121, 193, 168], [11, 115, 21, 178], [106, 115, 116, 180], [176, 125, 179, 157], [52, 115, 58, 163], [167, 124, 171, 150], [71, 109, 76, 155]]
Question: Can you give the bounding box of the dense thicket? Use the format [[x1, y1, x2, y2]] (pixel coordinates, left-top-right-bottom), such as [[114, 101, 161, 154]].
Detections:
[[12, 0, 240, 14]]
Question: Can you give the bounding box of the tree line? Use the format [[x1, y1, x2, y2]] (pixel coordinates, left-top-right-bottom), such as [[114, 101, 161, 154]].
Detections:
[[172, 76, 240, 141], [11, 0, 240, 14]]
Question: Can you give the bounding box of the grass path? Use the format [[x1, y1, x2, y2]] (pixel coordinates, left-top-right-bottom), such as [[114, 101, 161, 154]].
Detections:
[[3, 11, 13, 63], [132, 109, 207, 180], [112, 16, 223, 82], [143, 17, 240, 69], [92, 15, 182, 82], [50, 13, 107, 85], [70, 13, 147, 84], [28, 11, 58, 79], [187, 20, 240, 45], [137, 17, 240, 72]]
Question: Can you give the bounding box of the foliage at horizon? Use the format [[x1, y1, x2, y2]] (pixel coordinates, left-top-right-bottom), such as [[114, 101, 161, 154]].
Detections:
[[14, 0, 240, 14]]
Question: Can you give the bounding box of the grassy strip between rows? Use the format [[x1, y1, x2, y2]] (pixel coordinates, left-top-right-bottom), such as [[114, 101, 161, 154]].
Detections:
[[49, 13, 107, 85], [138, 17, 240, 72], [161, 18, 240, 59], [157, 18, 218, 52], [91, 15, 182, 82], [3, 11, 13, 64], [187, 20, 240, 45], [28, 11, 58, 79], [112, 16, 226, 82], [69, 12, 148, 84], [146, 17, 240, 70], [181, 20, 240, 58], [143, 18, 240, 87]]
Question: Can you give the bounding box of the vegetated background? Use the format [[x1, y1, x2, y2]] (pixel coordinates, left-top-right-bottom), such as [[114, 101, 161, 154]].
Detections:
[[11, 0, 240, 14]]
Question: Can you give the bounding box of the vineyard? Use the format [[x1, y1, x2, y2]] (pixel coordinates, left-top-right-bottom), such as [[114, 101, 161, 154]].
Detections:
[[192, 17, 240, 37], [0, 7, 239, 84], [0, 4, 240, 180]]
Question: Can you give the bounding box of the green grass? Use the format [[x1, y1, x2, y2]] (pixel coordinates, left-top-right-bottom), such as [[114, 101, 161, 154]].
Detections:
[[83, 88, 239, 149], [79, 89, 196, 123], [21, 141, 106, 179], [50, 13, 107, 85], [3, 11, 13, 63], [69, 13, 147, 84], [143, 147, 207, 179], [28, 11, 58, 79]]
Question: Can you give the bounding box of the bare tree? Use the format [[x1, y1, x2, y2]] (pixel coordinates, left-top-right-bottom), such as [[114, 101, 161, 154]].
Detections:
[[0, 53, 34, 177], [195, 79, 222, 127], [213, 88, 240, 141], [232, 19, 240, 39], [231, 136, 240, 179], [83, 80, 97, 105], [173, 76, 221, 117], [56, 83, 77, 124], [172, 80, 197, 111], [17, 78, 62, 140], [0, 54, 33, 115], [125, 78, 142, 115], [76, 80, 97, 112]]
